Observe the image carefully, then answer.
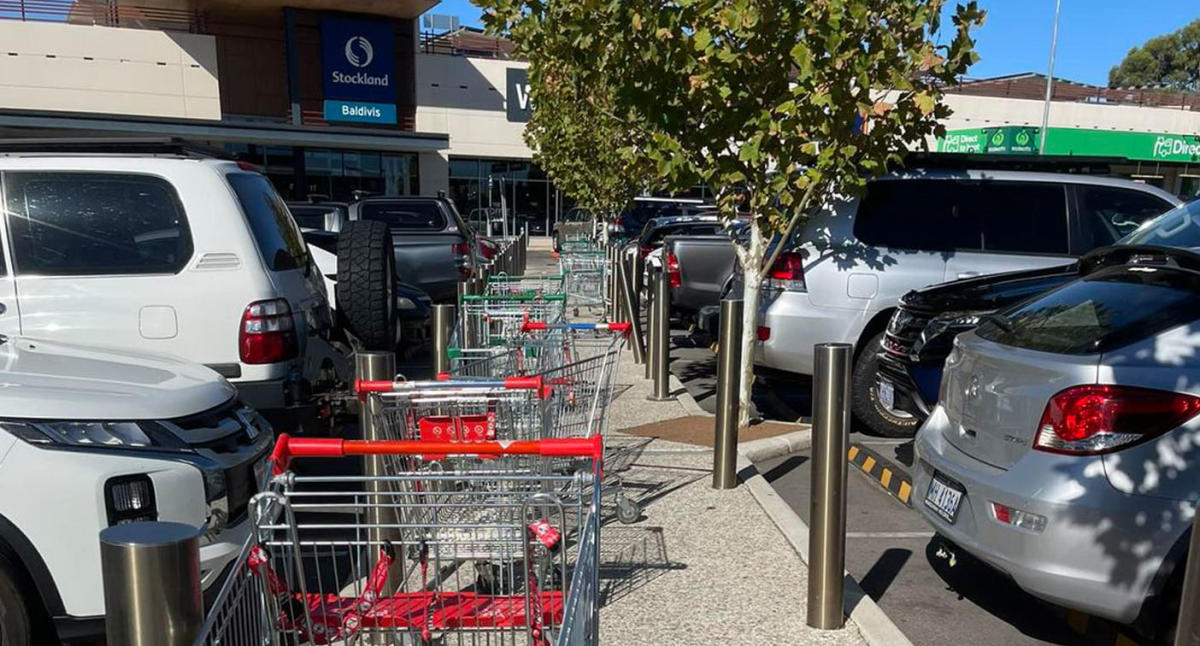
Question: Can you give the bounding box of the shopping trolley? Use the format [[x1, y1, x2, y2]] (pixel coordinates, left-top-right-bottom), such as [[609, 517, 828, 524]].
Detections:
[[485, 273, 567, 297], [455, 293, 568, 349], [555, 250, 606, 307], [193, 434, 602, 646]]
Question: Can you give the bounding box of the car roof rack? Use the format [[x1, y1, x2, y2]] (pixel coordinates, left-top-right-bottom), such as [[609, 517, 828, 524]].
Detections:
[[0, 137, 234, 160], [903, 152, 1120, 174]]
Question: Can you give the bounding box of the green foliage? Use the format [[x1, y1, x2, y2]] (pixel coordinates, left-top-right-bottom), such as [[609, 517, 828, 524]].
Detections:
[[1109, 19, 1200, 91], [483, 0, 984, 241]]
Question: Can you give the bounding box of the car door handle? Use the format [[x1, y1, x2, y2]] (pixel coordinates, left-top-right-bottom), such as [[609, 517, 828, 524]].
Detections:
[[956, 271, 980, 280]]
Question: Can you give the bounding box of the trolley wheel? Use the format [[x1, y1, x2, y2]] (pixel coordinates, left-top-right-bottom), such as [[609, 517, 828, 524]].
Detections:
[[616, 493, 641, 525]]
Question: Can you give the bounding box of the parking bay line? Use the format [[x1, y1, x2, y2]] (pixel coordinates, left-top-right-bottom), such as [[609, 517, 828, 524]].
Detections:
[[846, 531, 935, 539]]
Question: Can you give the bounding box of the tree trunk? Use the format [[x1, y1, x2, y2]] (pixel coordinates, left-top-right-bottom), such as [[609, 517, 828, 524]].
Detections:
[[737, 225, 765, 430]]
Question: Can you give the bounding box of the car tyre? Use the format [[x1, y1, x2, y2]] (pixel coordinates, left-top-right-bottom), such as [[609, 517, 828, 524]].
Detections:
[[0, 556, 33, 646], [335, 220, 397, 351], [851, 332, 921, 438]]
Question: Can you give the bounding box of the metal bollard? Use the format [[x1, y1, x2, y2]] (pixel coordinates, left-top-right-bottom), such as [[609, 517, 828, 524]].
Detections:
[[1176, 512, 1200, 645], [808, 343, 852, 629], [712, 299, 744, 489], [456, 281, 470, 308], [647, 266, 674, 401], [617, 247, 645, 363], [101, 521, 203, 646], [358, 351, 400, 592], [644, 267, 656, 380], [432, 304, 454, 376]]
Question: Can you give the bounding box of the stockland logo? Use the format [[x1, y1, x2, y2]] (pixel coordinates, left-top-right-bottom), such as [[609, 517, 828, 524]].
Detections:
[[1153, 135, 1200, 159], [344, 36, 373, 68]]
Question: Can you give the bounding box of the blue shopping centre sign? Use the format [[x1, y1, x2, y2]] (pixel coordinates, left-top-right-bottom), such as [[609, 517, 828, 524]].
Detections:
[[321, 14, 396, 124]]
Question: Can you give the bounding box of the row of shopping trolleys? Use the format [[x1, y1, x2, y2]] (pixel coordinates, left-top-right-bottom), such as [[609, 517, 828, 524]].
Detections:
[[194, 311, 632, 644]]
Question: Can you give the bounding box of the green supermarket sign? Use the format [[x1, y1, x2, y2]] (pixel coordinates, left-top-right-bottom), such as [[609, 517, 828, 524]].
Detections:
[[937, 126, 1200, 162]]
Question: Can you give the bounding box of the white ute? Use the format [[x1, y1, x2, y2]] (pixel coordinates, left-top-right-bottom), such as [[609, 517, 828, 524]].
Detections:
[[0, 335, 272, 644]]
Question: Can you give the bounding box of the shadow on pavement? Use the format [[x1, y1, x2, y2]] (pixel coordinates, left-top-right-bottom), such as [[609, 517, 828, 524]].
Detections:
[[859, 547, 911, 602], [763, 455, 808, 483], [598, 525, 687, 606]]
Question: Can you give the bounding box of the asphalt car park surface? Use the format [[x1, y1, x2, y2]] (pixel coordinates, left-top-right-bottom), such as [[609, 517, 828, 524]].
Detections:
[[667, 327, 1150, 646]]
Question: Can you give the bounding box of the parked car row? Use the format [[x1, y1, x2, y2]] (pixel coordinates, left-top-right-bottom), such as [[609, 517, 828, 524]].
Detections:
[[0, 141, 448, 645], [651, 166, 1198, 639]]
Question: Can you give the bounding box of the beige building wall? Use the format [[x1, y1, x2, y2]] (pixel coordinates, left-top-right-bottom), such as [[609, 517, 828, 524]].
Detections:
[[414, 53, 531, 159], [0, 21, 220, 120], [941, 93, 1200, 136]]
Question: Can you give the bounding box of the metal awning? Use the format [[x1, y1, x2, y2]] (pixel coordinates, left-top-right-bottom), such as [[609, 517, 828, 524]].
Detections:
[[0, 109, 448, 153]]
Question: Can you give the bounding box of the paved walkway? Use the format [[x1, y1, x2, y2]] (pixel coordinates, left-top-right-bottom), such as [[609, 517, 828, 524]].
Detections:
[[597, 322, 865, 645]]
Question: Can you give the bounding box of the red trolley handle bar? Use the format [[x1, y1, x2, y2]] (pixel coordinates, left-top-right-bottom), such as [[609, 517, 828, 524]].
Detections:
[[356, 375, 546, 396], [269, 433, 604, 475], [521, 320, 632, 335]]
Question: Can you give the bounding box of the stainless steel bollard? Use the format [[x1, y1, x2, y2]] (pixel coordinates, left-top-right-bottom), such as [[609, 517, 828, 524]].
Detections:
[[432, 304, 454, 376], [101, 521, 203, 646], [648, 266, 674, 401], [1176, 512, 1200, 645], [617, 247, 645, 363], [808, 343, 852, 629], [644, 267, 656, 380], [712, 299, 743, 489], [358, 351, 400, 592]]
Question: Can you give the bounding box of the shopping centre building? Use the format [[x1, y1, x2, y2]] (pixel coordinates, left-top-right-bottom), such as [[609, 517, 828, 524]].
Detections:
[[0, 3, 1198, 234]]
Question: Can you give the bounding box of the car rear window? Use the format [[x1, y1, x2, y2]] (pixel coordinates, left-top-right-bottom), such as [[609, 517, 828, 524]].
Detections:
[[4, 171, 192, 276], [360, 202, 447, 230], [976, 265, 1200, 354], [228, 173, 309, 272], [288, 205, 343, 230]]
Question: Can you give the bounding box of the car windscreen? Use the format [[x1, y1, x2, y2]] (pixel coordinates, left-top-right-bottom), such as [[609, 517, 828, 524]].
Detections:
[[1120, 198, 1200, 248], [976, 265, 1200, 354], [228, 173, 309, 272], [360, 202, 447, 230]]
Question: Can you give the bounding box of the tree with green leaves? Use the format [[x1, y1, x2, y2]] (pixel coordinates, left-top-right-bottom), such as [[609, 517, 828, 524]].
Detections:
[[1109, 19, 1200, 91], [484, 0, 983, 428]]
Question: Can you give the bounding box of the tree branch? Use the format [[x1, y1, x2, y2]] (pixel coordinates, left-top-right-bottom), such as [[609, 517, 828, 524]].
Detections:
[[757, 179, 818, 279]]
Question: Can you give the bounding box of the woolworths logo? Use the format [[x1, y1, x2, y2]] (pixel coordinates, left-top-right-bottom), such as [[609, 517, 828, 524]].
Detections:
[[1153, 136, 1200, 159]]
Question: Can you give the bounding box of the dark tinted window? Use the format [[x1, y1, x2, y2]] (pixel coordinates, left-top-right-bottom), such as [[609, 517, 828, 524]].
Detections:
[[853, 180, 979, 251], [1076, 186, 1172, 250], [302, 230, 338, 254], [1122, 199, 1200, 247], [977, 265, 1200, 354], [854, 180, 1069, 254], [978, 182, 1068, 254], [360, 202, 446, 230], [4, 172, 191, 276], [288, 204, 344, 231], [228, 173, 308, 272]]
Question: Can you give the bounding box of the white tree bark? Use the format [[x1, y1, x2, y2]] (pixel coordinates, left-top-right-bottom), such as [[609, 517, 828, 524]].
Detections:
[[737, 224, 765, 429]]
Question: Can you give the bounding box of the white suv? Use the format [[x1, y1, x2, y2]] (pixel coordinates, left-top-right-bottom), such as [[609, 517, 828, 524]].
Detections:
[[0, 149, 391, 431], [0, 335, 272, 644], [755, 170, 1179, 431]]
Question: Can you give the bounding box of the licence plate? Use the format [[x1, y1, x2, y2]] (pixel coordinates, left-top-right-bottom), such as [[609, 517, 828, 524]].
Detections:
[[877, 378, 895, 411], [924, 472, 965, 524]]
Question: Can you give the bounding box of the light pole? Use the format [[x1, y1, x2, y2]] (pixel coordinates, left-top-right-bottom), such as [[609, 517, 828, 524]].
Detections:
[[1039, 0, 1063, 155]]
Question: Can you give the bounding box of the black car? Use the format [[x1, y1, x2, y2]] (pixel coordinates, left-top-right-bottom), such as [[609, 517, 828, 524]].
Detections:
[[875, 197, 1200, 438]]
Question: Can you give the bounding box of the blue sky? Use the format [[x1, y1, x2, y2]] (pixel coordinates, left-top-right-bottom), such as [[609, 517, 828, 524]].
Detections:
[[428, 1, 1198, 87]]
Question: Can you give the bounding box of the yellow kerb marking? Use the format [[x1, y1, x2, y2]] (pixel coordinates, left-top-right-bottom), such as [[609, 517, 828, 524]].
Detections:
[[861, 456, 876, 473], [880, 469, 893, 488], [847, 446, 860, 460], [897, 481, 912, 503], [1066, 610, 1089, 634]]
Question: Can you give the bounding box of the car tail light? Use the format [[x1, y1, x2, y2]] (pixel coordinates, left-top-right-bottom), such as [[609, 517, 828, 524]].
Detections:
[[239, 298, 298, 364], [757, 326, 771, 341], [666, 253, 681, 287], [1034, 385, 1200, 455], [477, 241, 496, 260], [990, 501, 1046, 532], [452, 242, 471, 257], [768, 252, 803, 280]]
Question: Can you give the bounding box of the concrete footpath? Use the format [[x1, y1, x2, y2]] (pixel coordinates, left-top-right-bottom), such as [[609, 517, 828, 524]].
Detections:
[[597, 347, 866, 645]]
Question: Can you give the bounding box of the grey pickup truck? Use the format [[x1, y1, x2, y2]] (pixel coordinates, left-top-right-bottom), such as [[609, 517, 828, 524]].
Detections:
[[663, 222, 746, 321], [348, 196, 478, 303]]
